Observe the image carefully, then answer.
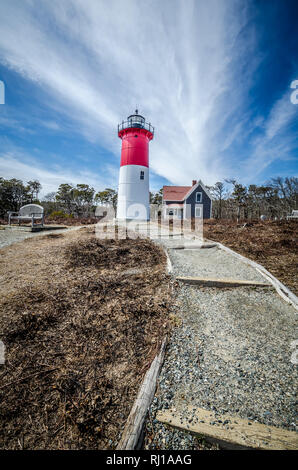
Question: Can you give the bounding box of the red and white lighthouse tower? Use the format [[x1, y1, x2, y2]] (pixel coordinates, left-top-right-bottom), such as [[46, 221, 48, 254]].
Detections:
[[116, 110, 154, 221]]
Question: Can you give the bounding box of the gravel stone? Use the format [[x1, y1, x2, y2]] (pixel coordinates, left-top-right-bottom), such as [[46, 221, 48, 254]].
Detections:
[[144, 238, 297, 450]]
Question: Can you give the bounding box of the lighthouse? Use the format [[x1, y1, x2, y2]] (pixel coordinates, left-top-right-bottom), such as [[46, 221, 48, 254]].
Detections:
[[116, 110, 154, 221]]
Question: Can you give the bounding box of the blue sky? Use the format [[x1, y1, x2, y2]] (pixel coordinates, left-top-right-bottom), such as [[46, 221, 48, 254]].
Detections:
[[0, 0, 297, 197]]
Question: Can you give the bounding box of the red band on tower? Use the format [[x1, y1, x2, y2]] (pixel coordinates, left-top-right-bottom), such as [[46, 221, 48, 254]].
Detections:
[[118, 127, 153, 168]]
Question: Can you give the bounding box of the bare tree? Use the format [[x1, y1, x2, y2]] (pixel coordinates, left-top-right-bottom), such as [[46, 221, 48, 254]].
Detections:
[[269, 176, 298, 216], [209, 182, 228, 219]]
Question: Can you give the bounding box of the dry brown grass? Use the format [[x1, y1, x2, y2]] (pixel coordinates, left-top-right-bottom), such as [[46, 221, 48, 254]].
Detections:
[[0, 228, 172, 449], [204, 219, 298, 295]]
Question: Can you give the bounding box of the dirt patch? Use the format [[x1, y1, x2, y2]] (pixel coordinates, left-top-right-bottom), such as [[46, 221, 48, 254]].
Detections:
[[43, 233, 65, 239], [66, 237, 162, 270], [0, 229, 172, 449], [204, 220, 298, 295]]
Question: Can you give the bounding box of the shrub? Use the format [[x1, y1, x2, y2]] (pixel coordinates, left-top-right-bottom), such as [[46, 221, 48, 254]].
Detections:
[[49, 210, 73, 219]]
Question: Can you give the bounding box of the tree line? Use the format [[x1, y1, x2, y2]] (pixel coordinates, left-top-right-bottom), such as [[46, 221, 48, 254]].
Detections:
[[0, 176, 296, 221], [0, 178, 42, 218], [208, 177, 297, 220], [0, 178, 118, 219]]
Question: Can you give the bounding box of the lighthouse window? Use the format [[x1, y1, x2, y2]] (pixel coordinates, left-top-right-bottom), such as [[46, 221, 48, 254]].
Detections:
[[140, 171, 144, 180]]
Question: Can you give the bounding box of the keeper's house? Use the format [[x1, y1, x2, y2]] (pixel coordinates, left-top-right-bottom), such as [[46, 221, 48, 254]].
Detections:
[[162, 180, 212, 219]]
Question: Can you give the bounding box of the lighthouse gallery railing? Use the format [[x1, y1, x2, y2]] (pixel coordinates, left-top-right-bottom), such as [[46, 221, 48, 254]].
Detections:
[[118, 120, 154, 135]]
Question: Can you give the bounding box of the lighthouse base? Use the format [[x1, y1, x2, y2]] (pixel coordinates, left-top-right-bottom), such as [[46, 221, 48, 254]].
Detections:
[[116, 165, 150, 221], [116, 217, 150, 223]]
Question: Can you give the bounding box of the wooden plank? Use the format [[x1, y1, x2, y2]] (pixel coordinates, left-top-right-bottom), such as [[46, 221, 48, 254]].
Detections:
[[117, 337, 167, 450], [157, 233, 184, 238], [161, 247, 173, 274], [171, 243, 217, 250], [176, 276, 271, 288], [156, 406, 298, 450]]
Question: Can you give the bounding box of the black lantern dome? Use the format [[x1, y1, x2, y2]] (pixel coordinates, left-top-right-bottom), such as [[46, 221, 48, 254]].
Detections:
[[118, 109, 154, 134], [127, 109, 145, 128]]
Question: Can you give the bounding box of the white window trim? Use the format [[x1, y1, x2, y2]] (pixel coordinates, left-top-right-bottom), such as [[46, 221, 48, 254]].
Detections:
[[166, 208, 175, 216], [166, 207, 183, 217], [195, 206, 202, 218], [196, 192, 202, 203]]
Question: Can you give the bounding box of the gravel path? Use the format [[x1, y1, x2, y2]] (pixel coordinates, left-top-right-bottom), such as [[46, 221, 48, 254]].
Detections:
[[144, 240, 297, 450], [169, 245, 266, 282], [0, 226, 82, 249]]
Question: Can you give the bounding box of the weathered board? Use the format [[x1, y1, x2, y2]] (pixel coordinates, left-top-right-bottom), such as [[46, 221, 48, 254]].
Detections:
[[156, 406, 298, 450], [117, 338, 167, 450], [171, 243, 217, 249], [176, 276, 271, 288]]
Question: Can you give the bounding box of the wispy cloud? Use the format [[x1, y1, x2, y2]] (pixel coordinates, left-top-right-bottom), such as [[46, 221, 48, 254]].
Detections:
[[0, 149, 116, 195], [0, 0, 297, 188], [241, 91, 298, 177]]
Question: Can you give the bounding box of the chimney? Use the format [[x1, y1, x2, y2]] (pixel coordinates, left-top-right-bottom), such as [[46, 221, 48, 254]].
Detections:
[[192, 180, 197, 186]]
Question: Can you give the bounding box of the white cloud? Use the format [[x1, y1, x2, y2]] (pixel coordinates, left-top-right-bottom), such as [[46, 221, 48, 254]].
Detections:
[[0, 151, 116, 196], [240, 92, 298, 180], [0, 0, 296, 187]]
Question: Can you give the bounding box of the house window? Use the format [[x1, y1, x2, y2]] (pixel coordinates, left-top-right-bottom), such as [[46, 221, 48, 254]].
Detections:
[[195, 207, 202, 218], [166, 208, 178, 216], [140, 171, 144, 180], [196, 192, 202, 203]]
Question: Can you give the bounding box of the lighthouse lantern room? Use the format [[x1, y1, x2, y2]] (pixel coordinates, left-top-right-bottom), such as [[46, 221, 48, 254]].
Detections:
[[116, 110, 154, 221]]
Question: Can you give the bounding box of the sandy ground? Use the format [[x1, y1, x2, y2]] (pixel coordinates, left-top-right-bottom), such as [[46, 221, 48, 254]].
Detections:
[[1, 221, 296, 450], [0, 226, 82, 249]]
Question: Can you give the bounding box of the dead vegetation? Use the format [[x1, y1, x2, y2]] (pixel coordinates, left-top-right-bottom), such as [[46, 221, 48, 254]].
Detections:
[[204, 219, 298, 295], [66, 236, 162, 270], [0, 229, 173, 449], [44, 216, 100, 226]]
